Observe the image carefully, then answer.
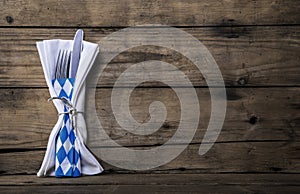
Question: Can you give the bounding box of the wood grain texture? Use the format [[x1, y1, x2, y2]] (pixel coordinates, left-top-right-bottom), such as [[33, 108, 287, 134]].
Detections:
[[2, 174, 300, 186], [0, 87, 299, 175], [1, 141, 300, 175], [0, 27, 299, 87], [1, 174, 300, 194], [1, 184, 300, 194], [1, 0, 299, 27], [0, 87, 299, 149], [1, 1, 300, 192]]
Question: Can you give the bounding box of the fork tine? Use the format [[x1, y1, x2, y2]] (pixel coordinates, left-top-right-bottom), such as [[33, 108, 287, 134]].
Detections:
[[61, 50, 68, 78], [55, 50, 62, 79], [60, 50, 66, 78], [62, 50, 71, 78], [58, 50, 65, 79], [55, 50, 72, 79], [65, 51, 71, 78]]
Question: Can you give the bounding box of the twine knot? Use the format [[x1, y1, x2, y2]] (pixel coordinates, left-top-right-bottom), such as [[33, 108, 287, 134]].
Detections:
[[48, 97, 83, 133]]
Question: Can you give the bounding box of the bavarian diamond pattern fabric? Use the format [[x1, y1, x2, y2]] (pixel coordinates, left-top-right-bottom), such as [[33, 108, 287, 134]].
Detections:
[[52, 78, 81, 177]]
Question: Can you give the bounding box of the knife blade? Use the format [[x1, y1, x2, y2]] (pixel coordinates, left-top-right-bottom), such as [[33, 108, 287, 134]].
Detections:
[[70, 29, 83, 78]]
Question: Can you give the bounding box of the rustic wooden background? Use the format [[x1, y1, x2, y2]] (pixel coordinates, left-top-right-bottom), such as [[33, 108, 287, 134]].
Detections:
[[0, 0, 300, 193]]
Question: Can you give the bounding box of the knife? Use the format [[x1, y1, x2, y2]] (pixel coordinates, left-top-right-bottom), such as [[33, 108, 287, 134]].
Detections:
[[70, 29, 83, 78]]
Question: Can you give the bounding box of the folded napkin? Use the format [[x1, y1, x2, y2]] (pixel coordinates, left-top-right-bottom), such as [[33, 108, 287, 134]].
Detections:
[[36, 32, 104, 177]]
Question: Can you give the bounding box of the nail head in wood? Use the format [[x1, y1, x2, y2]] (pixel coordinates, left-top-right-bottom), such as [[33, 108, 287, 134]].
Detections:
[[237, 77, 247, 86], [249, 115, 258, 125], [5, 16, 14, 24]]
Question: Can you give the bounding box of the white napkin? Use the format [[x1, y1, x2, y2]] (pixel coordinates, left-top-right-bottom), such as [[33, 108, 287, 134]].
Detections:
[[36, 39, 104, 176]]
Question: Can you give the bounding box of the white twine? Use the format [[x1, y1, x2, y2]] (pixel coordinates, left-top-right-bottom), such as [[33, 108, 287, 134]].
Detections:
[[48, 97, 83, 135]]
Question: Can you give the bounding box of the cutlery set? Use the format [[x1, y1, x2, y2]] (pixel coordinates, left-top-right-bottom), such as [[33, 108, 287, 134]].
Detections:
[[36, 29, 103, 177], [55, 29, 83, 79]]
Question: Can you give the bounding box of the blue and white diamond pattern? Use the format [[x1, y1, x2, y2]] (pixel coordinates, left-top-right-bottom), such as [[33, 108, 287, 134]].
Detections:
[[52, 78, 81, 177], [53, 78, 74, 99]]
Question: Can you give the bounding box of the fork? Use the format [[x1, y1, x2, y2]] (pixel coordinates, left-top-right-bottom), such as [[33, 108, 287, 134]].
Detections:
[[55, 49, 71, 79]]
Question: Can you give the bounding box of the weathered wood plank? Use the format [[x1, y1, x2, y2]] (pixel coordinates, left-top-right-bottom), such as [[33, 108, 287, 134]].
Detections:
[[0, 27, 299, 87], [0, 87, 299, 149], [93, 141, 300, 174], [2, 174, 300, 186], [2, 185, 300, 194], [1, 141, 299, 175], [0, 0, 299, 27], [89, 87, 300, 147], [1, 174, 300, 194], [0, 185, 247, 194], [0, 150, 43, 175], [0, 87, 299, 174]]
